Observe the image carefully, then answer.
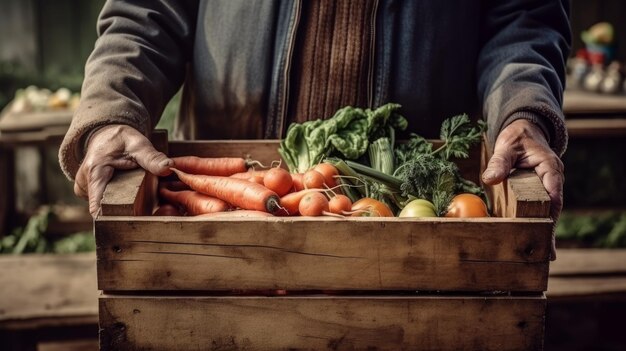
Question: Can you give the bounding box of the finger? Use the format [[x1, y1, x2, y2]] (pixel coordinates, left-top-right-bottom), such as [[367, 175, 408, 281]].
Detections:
[[74, 181, 88, 199], [127, 138, 173, 176], [87, 165, 115, 217], [74, 163, 90, 199], [535, 163, 564, 221], [482, 147, 515, 185]]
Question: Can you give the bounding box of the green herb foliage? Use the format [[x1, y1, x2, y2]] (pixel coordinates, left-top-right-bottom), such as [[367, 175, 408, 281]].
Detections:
[[556, 210, 626, 248], [0, 207, 95, 255], [391, 114, 485, 214], [278, 103, 407, 173]]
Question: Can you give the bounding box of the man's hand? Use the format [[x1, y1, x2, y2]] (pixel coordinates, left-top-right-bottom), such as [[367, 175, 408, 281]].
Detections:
[[74, 124, 173, 217], [482, 119, 564, 222]]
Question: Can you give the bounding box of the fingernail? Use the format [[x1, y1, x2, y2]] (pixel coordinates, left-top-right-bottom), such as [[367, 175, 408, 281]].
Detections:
[[159, 159, 174, 167], [482, 170, 496, 180]]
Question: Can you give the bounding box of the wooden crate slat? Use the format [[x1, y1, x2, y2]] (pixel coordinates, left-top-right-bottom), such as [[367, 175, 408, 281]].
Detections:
[[99, 294, 546, 351], [100, 169, 155, 216], [481, 141, 551, 218], [95, 217, 551, 292], [507, 169, 551, 218], [99, 131, 168, 216]]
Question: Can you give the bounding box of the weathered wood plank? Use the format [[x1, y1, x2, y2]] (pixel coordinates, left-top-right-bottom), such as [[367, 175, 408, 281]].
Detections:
[[99, 294, 546, 351], [507, 170, 551, 218], [550, 249, 626, 276], [481, 138, 551, 218], [100, 169, 153, 216], [566, 118, 626, 137], [547, 277, 626, 299], [0, 253, 98, 328], [95, 217, 552, 292]]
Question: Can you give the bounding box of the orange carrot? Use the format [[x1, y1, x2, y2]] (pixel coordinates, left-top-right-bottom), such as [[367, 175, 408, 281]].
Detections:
[[291, 173, 305, 191], [278, 189, 322, 216], [328, 195, 352, 215], [159, 188, 230, 215], [172, 168, 280, 213], [303, 170, 325, 189], [313, 163, 339, 188], [230, 169, 269, 179], [263, 168, 293, 197], [248, 174, 265, 185], [172, 156, 247, 176], [197, 210, 273, 218], [299, 192, 329, 216]]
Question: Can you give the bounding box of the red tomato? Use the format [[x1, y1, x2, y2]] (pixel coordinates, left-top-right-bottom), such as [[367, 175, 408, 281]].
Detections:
[[445, 193, 489, 218], [351, 198, 394, 217]]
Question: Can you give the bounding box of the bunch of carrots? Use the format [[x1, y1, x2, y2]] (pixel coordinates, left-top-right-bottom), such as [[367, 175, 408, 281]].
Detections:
[[154, 156, 394, 218]]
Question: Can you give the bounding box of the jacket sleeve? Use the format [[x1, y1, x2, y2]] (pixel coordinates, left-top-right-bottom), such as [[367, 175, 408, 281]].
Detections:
[[59, 0, 198, 179], [477, 0, 571, 156]]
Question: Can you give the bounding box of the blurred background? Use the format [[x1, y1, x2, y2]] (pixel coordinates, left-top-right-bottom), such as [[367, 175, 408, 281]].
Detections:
[[0, 0, 624, 350]]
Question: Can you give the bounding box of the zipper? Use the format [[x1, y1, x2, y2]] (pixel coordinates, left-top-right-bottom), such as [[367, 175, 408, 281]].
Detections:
[[367, 0, 379, 108], [277, 0, 302, 138]]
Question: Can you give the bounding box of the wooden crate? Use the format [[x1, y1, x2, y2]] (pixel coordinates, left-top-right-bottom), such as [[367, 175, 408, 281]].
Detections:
[[96, 134, 552, 351]]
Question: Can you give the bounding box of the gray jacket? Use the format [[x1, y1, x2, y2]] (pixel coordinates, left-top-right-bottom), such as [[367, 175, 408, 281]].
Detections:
[[59, 0, 571, 179]]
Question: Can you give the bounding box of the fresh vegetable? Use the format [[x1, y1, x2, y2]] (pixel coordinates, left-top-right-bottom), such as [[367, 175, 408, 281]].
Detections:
[[324, 113, 485, 215], [445, 193, 489, 218], [172, 168, 280, 214], [299, 192, 330, 216], [263, 168, 293, 196], [230, 169, 269, 179], [291, 173, 305, 191], [395, 114, 485, 163], [197, 210, 273, 218], [278, 103, 407, 173], [399, 199, 437, 218], [278, 189, 322, 216], [313, 163, 339, 188], [159, 188, 230, 215], [328, 195, 353, 215], [172, 156, 249, 176], [303, 170, 326, 189], [248, 175, 265, 185], [351, 198, 394, 217]]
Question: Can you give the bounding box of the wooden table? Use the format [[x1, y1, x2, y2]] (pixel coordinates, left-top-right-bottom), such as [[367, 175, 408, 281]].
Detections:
[[0, 253, 98, 351], [0, 108, 73, 236]]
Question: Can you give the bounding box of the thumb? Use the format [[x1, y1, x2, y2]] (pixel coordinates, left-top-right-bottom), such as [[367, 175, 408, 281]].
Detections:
[[482, 145, 515, 185], [127, 137, 173, 176]]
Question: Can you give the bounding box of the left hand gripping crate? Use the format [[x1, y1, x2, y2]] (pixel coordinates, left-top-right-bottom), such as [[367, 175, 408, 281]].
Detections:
[[96, 132, 552, 351]]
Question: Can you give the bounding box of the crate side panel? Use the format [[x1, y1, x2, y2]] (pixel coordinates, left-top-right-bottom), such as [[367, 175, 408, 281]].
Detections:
[[96, 218, 551, 292], [99, 295, 546, 351]]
